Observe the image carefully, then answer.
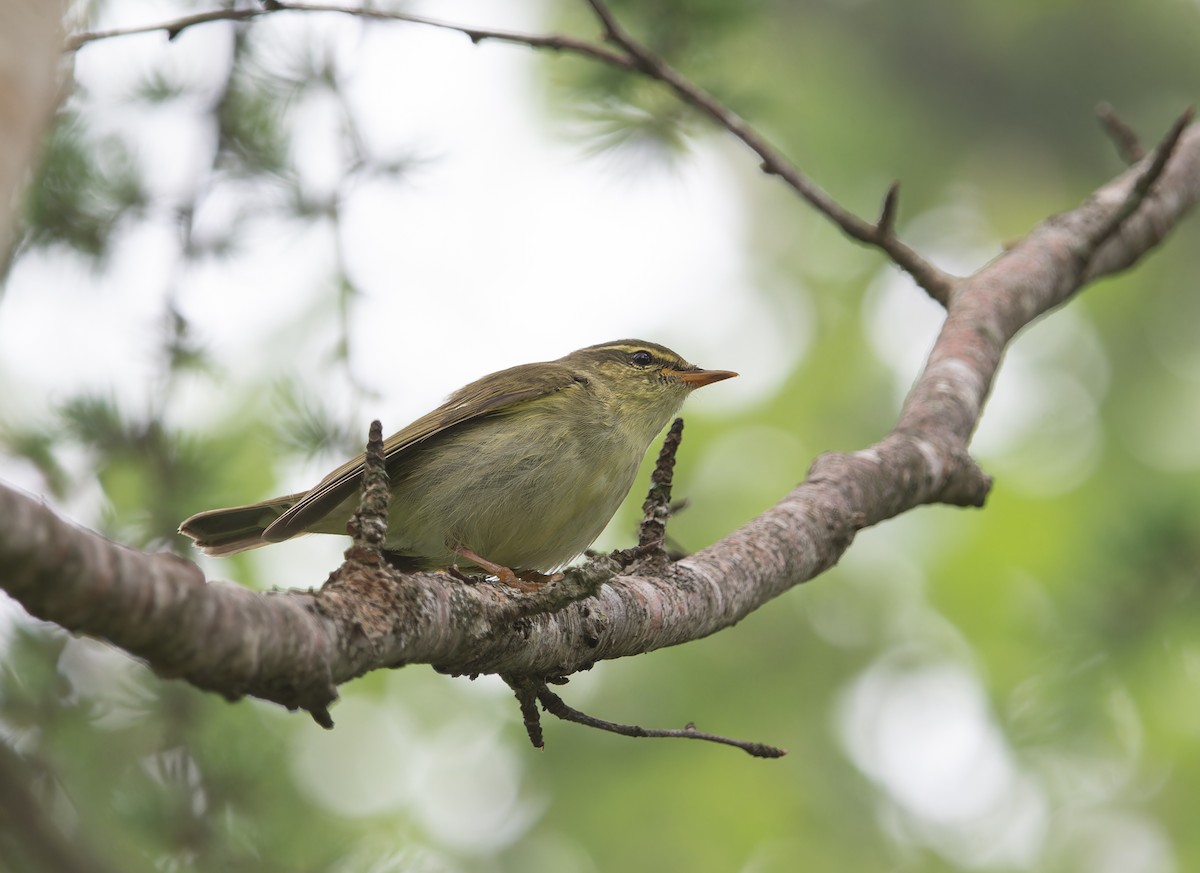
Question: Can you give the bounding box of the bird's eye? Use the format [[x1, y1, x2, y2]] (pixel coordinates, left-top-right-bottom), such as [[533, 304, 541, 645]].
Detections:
[[630, 350, 654, 367]]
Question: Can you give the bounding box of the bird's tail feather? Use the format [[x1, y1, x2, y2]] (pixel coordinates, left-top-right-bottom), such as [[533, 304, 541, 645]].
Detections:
[[179, 494, 304, 557]]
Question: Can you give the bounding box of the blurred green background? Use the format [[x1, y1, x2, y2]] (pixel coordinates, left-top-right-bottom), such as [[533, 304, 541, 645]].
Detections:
[[2, 1, 1199, 871]]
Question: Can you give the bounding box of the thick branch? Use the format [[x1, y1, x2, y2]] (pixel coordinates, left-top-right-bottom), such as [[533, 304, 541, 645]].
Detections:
[[0, 483, 340, 719]]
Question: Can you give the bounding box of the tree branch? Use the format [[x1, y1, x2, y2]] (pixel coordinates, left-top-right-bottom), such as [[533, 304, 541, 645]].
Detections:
[[580, 0, 955, 304], [1080, 107, 1193, 265], [67, 0, 955, 303], [66, 2, 635, 69], [0, 484, 341, 721], [3, 119, 1197, 732]]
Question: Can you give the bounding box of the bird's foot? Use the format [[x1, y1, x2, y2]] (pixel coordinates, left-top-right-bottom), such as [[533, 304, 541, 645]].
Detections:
[[452, 546, 560, 592], [510, 568, 564, 591]]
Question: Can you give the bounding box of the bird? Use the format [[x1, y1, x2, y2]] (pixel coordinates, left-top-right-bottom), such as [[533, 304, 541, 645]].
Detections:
[[179, 339, 736, 587]]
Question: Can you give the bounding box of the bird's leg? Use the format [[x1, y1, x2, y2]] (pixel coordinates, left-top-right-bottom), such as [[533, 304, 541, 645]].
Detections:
[[452, 545, 556, 592]]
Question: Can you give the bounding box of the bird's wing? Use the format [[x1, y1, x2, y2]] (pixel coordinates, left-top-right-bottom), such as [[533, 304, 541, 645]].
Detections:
[[263, 362, 586, 540]]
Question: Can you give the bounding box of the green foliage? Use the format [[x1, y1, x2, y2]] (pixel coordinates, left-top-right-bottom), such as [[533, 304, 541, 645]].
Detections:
[[215, 52, 294, 179], [272, 377, 364, 461], [575, 94, 693, 163], [133, 69, 195, 104], [20, 114, 146, 262]]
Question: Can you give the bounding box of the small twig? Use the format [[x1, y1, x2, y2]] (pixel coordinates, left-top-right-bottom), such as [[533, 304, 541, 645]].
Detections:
[[1096, 102, 1146, 164], [876, 181, 901, 239], [581, 0, 954, 305], [638, 417, 684, 551], [536, 685, 786, 758], [343, 419, 389, 563], [596, 417, 687, 574], [1083, 107, 1194, 262], [68, 1, 634, 70], [504, 676, 545, 750], [66, 7, 263, 48]]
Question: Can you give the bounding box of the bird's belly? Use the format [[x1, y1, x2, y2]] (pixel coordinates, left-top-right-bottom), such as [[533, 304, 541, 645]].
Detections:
[[381, 421, 641, 572]]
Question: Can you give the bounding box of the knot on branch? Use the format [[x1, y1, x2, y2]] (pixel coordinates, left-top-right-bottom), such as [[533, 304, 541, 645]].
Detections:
[[936, 443, 993, 507]]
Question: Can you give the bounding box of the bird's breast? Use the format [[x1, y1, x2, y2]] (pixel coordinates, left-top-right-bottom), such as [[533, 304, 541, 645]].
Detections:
[[382, 409, 655, 571]]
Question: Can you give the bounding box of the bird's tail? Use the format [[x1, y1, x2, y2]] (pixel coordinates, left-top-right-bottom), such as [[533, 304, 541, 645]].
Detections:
[[179, 494, 303, 556]]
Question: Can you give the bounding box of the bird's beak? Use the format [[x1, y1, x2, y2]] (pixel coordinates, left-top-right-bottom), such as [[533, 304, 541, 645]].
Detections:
[[671, 368, 738, 388]]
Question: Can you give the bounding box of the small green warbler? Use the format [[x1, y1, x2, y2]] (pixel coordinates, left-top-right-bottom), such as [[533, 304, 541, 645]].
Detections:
[[179, 339, 736, 587]]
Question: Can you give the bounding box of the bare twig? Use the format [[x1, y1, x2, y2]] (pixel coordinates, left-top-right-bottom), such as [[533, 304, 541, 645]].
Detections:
[[581, 0, 955, 304], [536, 684, 786, 758], [638, 417, 684, 553], [67, 1, 634, 69], [1082, 107, 1194, 265], [66, 7, 263, 49], [877, 182, 901, 238], [505, 676, 546, 750], [1096, 102, 1146, 164], [306, 418, 397, 728]]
